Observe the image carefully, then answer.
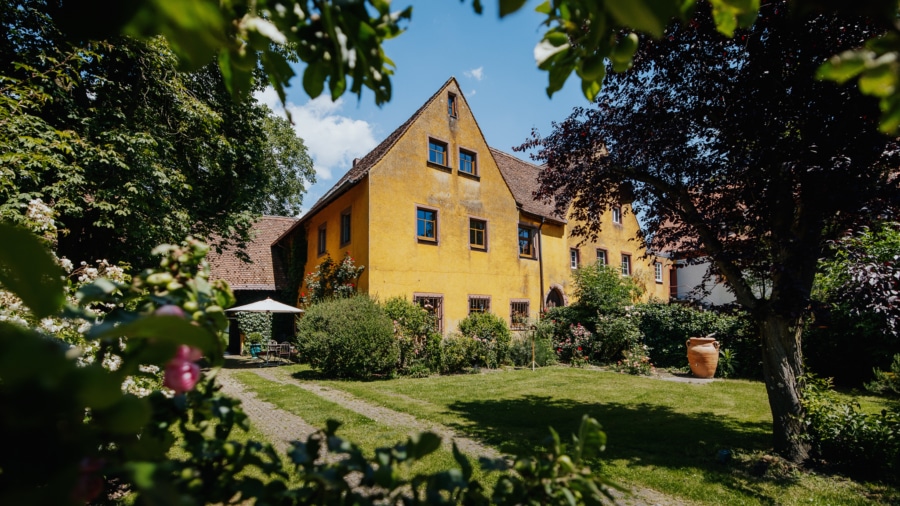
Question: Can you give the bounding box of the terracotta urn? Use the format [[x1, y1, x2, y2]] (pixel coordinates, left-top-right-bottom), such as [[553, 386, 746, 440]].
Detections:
[[686, 337, 720, 378]]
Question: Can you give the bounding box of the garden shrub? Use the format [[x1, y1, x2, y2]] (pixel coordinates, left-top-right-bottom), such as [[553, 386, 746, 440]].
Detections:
[[509, 330, 558, 368], [800, 375, 900, 482], [866, 354, 900, 397], [572, 263, 643, 316], [302, 253, 364, 304], [552, 322, 594, 365], [295, 295, 399, 379], [440, 333, 479, 374], [592, 314, 642, 363], [612, 341, 655, 376], [632, 301, 760, 378], [382, 296, 441, 376], [458, 312, 512, 368]]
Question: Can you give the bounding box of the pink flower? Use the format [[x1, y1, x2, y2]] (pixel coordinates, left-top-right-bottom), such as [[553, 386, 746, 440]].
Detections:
[[174, 344, 203, 362], [154, 304, 185, 318], [164, 348, 201, 393]]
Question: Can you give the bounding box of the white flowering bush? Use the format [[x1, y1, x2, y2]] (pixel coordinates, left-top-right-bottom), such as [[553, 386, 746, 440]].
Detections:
[[0, 223, 620, 505], [302, 252, 364, 304]]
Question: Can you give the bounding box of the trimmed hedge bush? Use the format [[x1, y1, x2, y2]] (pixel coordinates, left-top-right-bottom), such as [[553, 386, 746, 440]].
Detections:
[[295, 295, 399, 379]]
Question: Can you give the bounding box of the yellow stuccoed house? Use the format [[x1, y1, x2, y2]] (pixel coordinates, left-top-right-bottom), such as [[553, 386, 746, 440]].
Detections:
[[275, 78, 670, 334]]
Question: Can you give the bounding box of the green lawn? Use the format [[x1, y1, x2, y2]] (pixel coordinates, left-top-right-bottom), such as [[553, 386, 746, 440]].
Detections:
[[234, 365, 899, 505]]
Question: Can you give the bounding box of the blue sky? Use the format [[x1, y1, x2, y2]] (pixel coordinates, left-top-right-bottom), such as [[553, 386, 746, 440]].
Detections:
[[257, 1, 589, 216]]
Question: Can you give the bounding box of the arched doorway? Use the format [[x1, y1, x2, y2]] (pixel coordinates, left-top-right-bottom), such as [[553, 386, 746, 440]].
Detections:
[[546, 287, 565, 308]]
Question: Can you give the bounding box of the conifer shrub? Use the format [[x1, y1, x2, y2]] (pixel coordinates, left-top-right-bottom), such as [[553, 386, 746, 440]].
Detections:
[[295, 295, 398, 379], [458, 312, 512, 368]]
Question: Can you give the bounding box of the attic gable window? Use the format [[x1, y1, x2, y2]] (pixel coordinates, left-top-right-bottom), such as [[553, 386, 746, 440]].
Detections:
[[459, 149, 477, 176], [612, 206, 622, 224], [448, 93, 458, 117], [428, 138, 448, 166]]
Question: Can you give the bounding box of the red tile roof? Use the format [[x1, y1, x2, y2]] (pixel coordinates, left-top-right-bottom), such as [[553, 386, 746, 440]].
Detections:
[[207, 216, 298, 290], [491, 148, 566, 225]]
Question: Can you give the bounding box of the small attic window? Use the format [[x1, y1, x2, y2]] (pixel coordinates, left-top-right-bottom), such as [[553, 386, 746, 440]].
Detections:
[[448, 93, 458, 117]]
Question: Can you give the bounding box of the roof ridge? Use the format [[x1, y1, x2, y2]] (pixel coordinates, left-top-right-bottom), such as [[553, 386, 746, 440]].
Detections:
[[301, 77, 459, 219]]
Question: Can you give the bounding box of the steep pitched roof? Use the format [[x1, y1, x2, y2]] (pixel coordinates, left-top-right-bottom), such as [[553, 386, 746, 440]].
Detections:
[[491, 147, 566, 225], [276, 78, 460, 243], [207, 216, 298, 290]]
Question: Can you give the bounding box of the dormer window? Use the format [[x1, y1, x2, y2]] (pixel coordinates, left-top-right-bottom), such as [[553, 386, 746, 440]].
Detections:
[[448, 93, 458, 117]]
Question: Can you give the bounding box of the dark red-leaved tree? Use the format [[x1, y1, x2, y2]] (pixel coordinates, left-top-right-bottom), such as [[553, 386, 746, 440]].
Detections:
[[521, 0, 900, 462]]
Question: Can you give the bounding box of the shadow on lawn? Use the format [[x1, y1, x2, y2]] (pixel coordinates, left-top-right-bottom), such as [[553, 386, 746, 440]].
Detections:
[[445, 394, 790, 498]]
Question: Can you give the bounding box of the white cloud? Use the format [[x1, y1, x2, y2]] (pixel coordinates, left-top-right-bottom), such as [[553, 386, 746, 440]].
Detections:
[[464, 66, 484, 81], [254, 89, 377, 181]]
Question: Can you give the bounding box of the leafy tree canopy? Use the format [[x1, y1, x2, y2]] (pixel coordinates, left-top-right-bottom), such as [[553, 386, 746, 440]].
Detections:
[[35, 0, 900, 133], [522, 0, 899, 462], [0, 1, 315, 265]]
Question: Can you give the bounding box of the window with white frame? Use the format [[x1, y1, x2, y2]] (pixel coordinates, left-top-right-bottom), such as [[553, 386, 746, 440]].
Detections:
[[596, 248, 607, 265], [621, 253, 631, 276], [655, 262, 663, 283], [570, 248, 579, 269], [612, 206, 622, 224]]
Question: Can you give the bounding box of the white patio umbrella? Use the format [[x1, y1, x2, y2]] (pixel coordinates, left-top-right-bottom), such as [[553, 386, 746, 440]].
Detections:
[[227, 298, 302, 363], [225, 297, 303, 313]]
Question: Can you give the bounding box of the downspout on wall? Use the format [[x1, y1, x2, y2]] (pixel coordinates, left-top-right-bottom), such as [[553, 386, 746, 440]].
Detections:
[[538, 217, 545, 313]]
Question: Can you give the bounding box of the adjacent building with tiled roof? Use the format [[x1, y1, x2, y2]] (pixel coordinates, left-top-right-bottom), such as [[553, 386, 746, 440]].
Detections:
[[276, 78, 670, 333], [207, 215, 299, 352]]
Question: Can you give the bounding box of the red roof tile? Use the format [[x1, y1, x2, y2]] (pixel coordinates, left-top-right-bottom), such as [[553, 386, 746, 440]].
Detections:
[[491, 148, 566, 225], [207, 216, 298, 290]]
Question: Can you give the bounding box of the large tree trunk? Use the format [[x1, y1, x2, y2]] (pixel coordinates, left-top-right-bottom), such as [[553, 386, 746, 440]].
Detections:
[[758, 313, 810, 463]]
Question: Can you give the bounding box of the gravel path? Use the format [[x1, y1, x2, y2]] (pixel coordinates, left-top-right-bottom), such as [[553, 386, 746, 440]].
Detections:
[[215, 361, 691, 506], [231, 366, 506, 462]]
